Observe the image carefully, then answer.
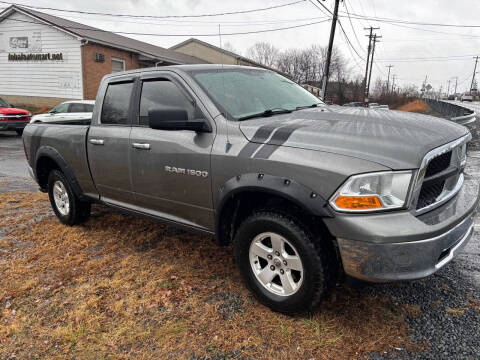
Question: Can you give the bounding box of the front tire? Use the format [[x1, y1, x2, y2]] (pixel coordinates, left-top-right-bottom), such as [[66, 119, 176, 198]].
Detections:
[[15, 129, 23, 136], [47, 170, 91, 226], [233, 211, 335, 314]]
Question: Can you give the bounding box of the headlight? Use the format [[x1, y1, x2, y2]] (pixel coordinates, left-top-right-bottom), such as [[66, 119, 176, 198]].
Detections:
[[330, 171, 413, 212]]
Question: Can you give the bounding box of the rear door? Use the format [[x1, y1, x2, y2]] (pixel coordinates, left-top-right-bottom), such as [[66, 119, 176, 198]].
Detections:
[[87, 79, 136, 206], [129, 72, 215, 230]]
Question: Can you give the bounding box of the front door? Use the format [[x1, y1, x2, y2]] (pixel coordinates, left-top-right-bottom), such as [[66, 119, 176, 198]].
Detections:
[[129, 75, 215, 230], [87, 80, 135, 206]]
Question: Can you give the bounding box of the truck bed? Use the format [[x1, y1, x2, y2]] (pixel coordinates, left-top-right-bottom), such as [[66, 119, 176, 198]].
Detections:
[[23, 123, 97, 198]]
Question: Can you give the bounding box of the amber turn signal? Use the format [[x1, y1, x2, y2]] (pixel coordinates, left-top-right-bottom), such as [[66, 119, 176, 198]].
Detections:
[[335, 196, 382, 210]]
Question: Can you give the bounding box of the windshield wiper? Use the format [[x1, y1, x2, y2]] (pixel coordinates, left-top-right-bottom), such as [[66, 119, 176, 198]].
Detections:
[[238, 108, 293, 121], [295, 103, 322, 110]]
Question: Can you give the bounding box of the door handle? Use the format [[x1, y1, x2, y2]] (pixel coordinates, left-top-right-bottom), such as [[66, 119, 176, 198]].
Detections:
[[89, 139, 104, 145], [132, 143, 151, 150]]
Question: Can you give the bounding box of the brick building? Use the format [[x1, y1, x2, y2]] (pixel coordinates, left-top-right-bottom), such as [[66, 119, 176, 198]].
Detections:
[[0, 5, 205, 107]]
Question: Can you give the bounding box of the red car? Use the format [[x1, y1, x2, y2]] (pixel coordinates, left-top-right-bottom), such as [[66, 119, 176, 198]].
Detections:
[[0, 97, 31, 135]]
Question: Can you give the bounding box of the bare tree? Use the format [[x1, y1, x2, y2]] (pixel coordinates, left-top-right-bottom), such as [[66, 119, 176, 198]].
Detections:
[[244, 41, 356, 103], [275, 45, 345, 87], [246, 42, 280, 67]]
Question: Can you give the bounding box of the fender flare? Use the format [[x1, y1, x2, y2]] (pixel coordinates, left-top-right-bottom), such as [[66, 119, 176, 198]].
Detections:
[[215, 173, 333, 240], [35, 146, 85, 200]]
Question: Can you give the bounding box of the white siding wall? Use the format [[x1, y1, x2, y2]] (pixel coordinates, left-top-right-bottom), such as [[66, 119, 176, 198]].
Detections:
[[0, 11, 83, 99]]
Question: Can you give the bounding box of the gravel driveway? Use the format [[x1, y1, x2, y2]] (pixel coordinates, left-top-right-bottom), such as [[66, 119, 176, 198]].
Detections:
[[1, 127, 479, 359]]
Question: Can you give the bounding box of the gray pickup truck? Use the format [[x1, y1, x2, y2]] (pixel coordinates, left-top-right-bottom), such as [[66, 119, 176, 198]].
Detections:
[[23, 65, 479, 314]]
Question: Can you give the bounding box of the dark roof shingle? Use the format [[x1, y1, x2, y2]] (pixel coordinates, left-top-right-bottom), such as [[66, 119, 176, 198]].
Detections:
[[0, 5, 207, 65]]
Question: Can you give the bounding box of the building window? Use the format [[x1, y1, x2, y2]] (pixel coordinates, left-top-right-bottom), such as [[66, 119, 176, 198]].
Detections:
[[95, 53, 105, 63], [111, 58, 125, 73]]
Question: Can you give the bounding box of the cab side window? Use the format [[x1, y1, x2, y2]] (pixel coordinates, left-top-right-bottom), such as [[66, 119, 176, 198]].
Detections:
[[101, 82, 133, 125], [139, 80, 196, 126]]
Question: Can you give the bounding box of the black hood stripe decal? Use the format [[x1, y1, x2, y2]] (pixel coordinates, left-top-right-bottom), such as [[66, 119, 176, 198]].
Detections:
[[238, 122, 282, 158], [253, 122, 309, 159]]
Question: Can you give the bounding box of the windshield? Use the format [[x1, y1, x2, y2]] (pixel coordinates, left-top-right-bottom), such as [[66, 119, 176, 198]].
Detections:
[[0, 98, 11, 108], [188, 68, 323, 120]]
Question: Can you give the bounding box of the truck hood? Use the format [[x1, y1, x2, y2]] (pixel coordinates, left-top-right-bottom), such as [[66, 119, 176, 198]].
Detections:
[[238, 107, 469, 169], [0, 107, 29, 114]]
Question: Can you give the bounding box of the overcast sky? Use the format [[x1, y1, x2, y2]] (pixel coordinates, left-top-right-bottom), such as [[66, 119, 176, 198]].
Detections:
[[2, 0, 480, 92]]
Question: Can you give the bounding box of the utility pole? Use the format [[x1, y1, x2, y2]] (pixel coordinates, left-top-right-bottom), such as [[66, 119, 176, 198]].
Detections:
[[320, 0, 341, 101], [454, 76, 458, 96], [392, 74, 396, 93], [363, 26, 379, 104], [386, 64, 393, 93], [447, 80, 451, 97], [366, 34, 381, 103], [421, 75, 428, 96], [470, 56, 479, 93]]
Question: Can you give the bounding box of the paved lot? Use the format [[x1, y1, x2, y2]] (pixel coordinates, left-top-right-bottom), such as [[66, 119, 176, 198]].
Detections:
[[0, 127, 479, 359], [0, 131, 37, 192]]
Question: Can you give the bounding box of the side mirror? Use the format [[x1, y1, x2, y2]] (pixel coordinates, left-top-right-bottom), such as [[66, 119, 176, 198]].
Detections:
[[148, 107, 211, 132]]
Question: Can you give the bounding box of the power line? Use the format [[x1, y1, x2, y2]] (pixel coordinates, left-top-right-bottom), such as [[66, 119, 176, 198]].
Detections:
[[343, 0, 365, 54], [378, 54, 480, 60], [338, 10, 480, 28], [311, 0, 333, 15], [378, 21, 480, 39], [307, 0, 332, 17], [338, 20, 366, 61], [338, 21, 364, 72], [0, 0, 308, 19], [2, 16, 330, 37], [27, 13, 330, 27], [309, 0, 365, 62]]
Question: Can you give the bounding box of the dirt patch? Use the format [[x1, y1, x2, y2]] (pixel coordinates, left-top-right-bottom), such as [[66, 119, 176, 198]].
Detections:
[[0, 191, 412, 359], [395, 100, 428, 113]]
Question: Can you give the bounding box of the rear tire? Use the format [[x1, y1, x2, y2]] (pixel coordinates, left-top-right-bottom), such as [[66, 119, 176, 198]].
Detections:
[[15, 129, 23, 136], [233, 211, 336, 314], [47, 170, 91, 226]]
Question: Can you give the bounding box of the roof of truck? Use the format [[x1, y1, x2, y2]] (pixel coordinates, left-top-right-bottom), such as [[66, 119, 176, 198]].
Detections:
[[104, 64, 276, 79]]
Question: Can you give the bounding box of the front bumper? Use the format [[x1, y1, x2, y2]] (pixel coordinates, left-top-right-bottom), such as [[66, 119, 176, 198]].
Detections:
[[0, 121, 28, 131], [325, 178, 479, 282]]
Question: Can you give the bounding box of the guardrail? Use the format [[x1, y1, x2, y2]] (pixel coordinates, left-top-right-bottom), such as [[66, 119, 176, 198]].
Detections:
[[424, 98, 476, 125]]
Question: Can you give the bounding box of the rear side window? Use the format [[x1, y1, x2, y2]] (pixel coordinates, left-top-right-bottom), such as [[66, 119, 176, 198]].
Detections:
[[139, 80, 195, 126], [68, 103, 85, 113], [84, 104, 94, 112], [101, 82, 133, 125]]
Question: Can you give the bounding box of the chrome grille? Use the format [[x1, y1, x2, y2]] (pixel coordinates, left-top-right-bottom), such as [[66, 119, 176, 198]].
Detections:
[[425, 151, 452, 177], [417, 179, 446, 209], [413, 135, 470, 215], [4, 113, 28, 121]]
